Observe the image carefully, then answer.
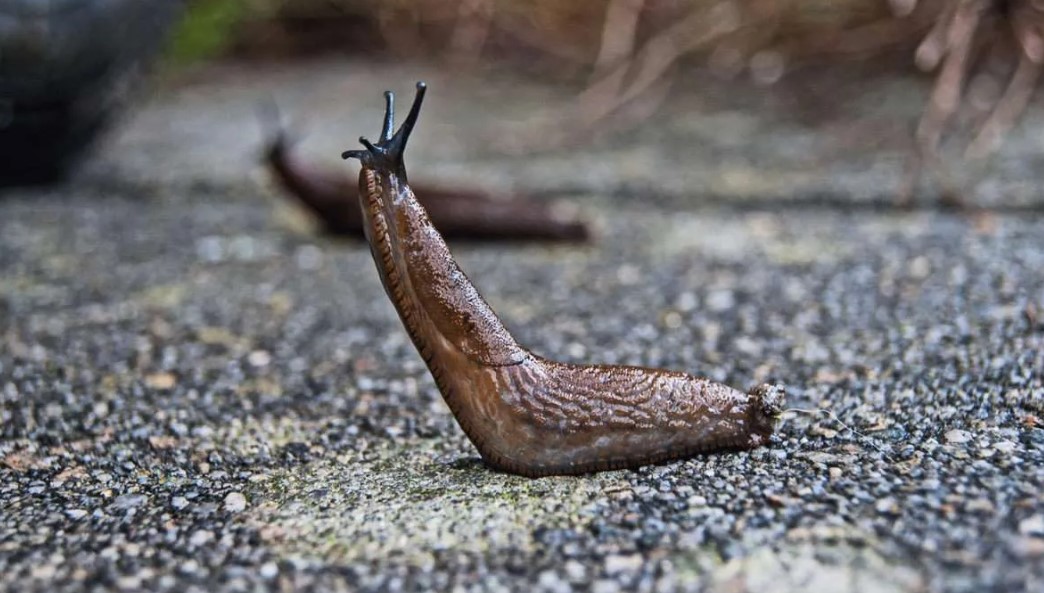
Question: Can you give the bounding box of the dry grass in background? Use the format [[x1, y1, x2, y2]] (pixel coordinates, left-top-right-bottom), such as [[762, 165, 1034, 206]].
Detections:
[[206, 0, 1044, 201]]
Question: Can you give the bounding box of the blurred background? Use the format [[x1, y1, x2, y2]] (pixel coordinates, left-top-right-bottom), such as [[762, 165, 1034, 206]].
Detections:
[[5, 0, 1044, 206]]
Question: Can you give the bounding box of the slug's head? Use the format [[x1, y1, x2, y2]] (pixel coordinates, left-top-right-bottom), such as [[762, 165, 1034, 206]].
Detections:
[[341, 81, 427, 181], [746, 383, 786, 446]]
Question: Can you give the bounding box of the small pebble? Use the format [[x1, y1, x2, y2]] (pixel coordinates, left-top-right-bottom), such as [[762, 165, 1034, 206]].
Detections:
[[604, 554, 643, 575], [537, 570, 570, 593], [563, 560, 586, 582], [259, 562, 279, 579], [224, 492, 248, 513], [247, 350, 271, 367], [1019, 515, 1044, 537], [992, 440, 1016, 454], [189, 530, 214, 547], [113, 494, 147, 510]]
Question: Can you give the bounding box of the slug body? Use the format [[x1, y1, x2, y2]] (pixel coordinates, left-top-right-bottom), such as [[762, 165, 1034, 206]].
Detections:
[[342, 83, 783, 477], [265, 122, 590, 241]]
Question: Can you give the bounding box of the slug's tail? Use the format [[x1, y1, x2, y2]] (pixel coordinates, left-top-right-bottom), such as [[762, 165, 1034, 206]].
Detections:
[[342, 81, 427, 180], [750, 383, 785, 419], [256, 98, 303, 162], [746, 383, 785, 446]]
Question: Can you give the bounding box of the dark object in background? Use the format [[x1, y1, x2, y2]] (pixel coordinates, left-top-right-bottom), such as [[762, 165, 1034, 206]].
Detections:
[[0, 0, 183, 186], [264, 123, 591, 243]]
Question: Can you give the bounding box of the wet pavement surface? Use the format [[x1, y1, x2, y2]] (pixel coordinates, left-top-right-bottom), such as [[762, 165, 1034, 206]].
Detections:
[[1, 60, 1043, 592]]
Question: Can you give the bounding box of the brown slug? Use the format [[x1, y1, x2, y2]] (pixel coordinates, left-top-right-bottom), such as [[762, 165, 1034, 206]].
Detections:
[[264, 117, 590, 241], [341, 82, 785, 477]]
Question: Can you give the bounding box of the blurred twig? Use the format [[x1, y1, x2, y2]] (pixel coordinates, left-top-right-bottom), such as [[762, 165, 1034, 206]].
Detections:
[[899, 0, 1044, 204], [223, 0, 1044, 204], [446, 0, 495, 69], [578, 1, 742, 127]]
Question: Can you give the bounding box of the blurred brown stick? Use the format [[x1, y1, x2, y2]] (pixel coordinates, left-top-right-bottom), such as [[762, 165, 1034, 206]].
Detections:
[[262, 121, 591, 242]]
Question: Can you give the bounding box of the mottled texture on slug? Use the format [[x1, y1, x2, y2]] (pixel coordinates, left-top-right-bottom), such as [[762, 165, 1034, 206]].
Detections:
[[342, 83, 784, 477], [263, 119, 591, 242]]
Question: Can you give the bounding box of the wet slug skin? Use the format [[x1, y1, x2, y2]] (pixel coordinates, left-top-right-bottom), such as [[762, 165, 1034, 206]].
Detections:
[[342, 82, 785, 477]]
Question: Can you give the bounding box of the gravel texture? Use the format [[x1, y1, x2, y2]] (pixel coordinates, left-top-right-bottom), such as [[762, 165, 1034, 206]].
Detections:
[[1, 60, 1043, 593]]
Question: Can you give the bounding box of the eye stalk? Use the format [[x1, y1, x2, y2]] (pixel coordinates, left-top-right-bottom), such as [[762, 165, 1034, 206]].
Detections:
[[342, 81, 427, 181]]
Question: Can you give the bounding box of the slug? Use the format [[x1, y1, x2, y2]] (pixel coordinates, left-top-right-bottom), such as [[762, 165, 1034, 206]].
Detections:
[[342, 82, 785, 477], [263, 116, 590, 241]]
